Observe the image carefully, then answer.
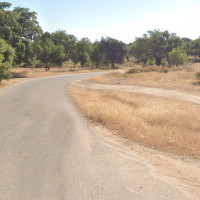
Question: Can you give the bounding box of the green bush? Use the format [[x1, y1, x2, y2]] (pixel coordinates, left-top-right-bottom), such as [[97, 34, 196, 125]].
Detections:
[[169, 47, 188, 66], [161, 58, 168, 66], [0, 38, 15, 81], [148, 59, 156, 66]]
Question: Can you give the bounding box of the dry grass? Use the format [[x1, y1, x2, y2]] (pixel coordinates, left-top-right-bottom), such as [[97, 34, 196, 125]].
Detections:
[[0, 78, 25, 89], [11, 67, 102, 79], [68, 85, 200, 159], [90, 63, 200, 94], [0, 67, 104, 89]]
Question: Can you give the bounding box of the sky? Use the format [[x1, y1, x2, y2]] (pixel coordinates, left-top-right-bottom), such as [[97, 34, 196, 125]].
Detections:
[[7, 0, 200, 43]]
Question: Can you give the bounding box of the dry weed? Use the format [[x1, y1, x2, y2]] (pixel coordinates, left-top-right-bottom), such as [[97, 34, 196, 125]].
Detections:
[[11, 67, 102, 79], [90, 70, 200, 93], [68, 85, 200, 159]]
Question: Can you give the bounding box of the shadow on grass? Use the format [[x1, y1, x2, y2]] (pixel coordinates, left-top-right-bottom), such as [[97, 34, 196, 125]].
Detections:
[[192, 81, 200, 86], [12, 71, 28, 78]]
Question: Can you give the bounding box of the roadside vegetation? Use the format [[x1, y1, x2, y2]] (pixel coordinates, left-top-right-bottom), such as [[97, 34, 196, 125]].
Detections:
[[0, 2, 126, 83], [68, 56, 200, 159], [68, 85, 200, 159], [90, 62, 200, 94]]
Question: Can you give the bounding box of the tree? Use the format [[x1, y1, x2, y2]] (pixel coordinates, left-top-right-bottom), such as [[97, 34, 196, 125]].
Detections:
[[91, 41, 104, 68], [38, 32, 65, 71], [51, 30, 77, 61], [10, 35, 25, 65], [0, 3, 42, 67], [13, 7, 42, 40], [0, 6, 21, 42], [129, 30, 182, 66], [23, 39, 37, 67], [129, 36, 152, 65], [182, 37, 192, 55], [72, 38, 93, 69], [147, 30, 182, 66], [169, 47, 188, 66], [189, 38, 200, 59], [99, 37, 127, 68], [0, 2, 11, 10], [0, 38, 15, 81]]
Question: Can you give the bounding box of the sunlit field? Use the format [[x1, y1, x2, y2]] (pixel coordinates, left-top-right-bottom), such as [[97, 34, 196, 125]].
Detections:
[[68, 83, 200, 159], [90, 62, 200, 94]]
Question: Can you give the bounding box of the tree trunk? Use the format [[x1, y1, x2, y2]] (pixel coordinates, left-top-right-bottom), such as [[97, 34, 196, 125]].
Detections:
[[156, 57, 161, 66], [111, 61, 115, 69], [45, 63, 51, 71], [166, 54, 170, 63]]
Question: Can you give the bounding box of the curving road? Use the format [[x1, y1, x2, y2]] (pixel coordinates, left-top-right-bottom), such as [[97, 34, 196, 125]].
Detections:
[[0, 73, 188, 200]]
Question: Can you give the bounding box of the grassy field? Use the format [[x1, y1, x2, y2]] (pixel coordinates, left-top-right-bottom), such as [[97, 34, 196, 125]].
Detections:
[[90, 63, 200, 94], [68, 71, 200, 159]]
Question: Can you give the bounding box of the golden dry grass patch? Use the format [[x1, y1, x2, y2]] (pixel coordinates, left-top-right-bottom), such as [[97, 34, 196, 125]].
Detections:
[[90, 65, 200, 93], [11, 67, 103, 79], [0, 67, 105, 89], [68, 85, 200, 159]]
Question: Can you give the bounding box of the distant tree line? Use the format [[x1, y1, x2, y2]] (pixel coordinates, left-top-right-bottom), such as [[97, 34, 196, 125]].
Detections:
[[1, 2, 200, 81], [128, 30, 200, 67], [0, 2, 127, 81], [128, 30, 187, 66]]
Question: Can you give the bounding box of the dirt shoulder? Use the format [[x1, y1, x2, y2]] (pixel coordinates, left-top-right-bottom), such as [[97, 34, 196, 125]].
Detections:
[[90, 122, 200, 200]]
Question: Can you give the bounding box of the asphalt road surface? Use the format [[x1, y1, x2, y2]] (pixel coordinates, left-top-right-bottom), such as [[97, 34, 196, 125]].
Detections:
[[0, 73, 188, 200]]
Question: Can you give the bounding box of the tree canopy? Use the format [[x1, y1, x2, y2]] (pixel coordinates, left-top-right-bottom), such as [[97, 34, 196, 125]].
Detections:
[[129, 30, 183, 66], [72, 38, 93, 69], [0, 2, 42, 67], [169, 47, 188, 66], [37, 32, 65, 71], [98, 37, 127, 68], [0, 38, 15, 81]]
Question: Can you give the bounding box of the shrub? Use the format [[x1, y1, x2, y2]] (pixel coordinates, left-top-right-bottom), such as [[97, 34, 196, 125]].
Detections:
[[148, 59, 156, 66], [160, 67, 169, 73], [169, 47, 188, 66], [161, 58, 168, 66], [126, 67, 142, 74], [0, 38, 15, 81], [126, 65, 169, 74]]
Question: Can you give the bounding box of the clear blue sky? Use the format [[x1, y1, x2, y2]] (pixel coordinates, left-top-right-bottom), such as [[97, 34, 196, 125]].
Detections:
[[7, 0, 200, 43]]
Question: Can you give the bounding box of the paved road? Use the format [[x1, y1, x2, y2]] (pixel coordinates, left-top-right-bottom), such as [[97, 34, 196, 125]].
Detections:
[[0, 73, 188, 200]]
